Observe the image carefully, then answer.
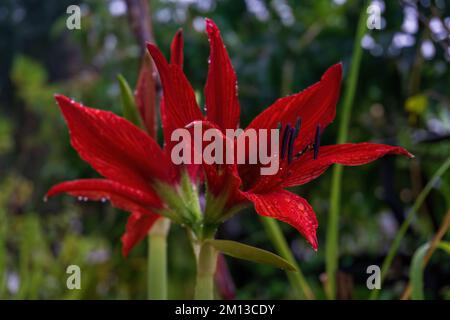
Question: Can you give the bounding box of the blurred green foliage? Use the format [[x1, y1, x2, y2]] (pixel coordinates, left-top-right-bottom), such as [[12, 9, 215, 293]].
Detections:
[[0, 0, 449, 299]]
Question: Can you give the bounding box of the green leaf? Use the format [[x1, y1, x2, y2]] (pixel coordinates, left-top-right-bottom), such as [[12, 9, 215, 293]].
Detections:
[[206, 239, 297, 271], [410, 243, 429, 300], [117, 74, 143, 128], [437, 241, 450, 253], [410, 241, 450, 300]]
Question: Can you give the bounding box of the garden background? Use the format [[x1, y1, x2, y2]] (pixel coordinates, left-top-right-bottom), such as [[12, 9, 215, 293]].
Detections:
[[0, 0, 449, 299]]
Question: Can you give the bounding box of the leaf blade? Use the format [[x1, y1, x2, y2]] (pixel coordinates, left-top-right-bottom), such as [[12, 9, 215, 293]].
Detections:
[[206, 239, 297, 271], [410, 241, 450, 300], [117, 74, 143, 128]]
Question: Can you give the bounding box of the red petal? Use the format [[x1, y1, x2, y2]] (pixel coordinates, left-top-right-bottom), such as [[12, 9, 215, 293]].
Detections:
[[135, 53, 157, 137], [204, 18, 240, 131], [170, 29, 184, 67], [204, 162, 243, 207], [121, 211, 159, 257], [54, 95, 177, 191], [147, 44, 203, 150], [46, 179, 162, 210], [244, 190, 318, 250], [281, 143, 413, 188], [246, 63, 342, 152]]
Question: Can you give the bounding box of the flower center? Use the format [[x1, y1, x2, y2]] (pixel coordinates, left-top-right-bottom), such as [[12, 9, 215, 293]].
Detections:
[[278, 117, 322, 164]]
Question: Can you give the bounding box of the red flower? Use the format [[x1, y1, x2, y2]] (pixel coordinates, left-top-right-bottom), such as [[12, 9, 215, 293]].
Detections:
[[46, 32, 188, 257], [147, 19, 413, 250], [48, 18, 413, 257]]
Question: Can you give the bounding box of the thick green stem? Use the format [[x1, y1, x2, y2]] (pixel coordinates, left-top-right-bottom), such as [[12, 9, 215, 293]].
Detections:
[[148, 218, 170, 300], [325, 3, 367, 300], [194, 241, 218, 300], [260, 217, 315, 299]]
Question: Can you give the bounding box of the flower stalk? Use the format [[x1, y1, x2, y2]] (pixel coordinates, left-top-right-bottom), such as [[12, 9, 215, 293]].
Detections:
[[195, 241, 218, 300], [325, 2, 367, 299], [148, 217, 170, 299], [260, 217, 315, 299]]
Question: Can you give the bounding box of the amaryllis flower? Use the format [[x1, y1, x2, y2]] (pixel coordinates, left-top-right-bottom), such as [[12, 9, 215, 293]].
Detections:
[[45, 32, 200, 257], [146, 19, 413, 249]]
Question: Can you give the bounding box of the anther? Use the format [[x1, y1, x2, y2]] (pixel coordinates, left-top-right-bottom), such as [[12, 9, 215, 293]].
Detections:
[[313, 124, 321, 160], [281, 123, 291, 159], [293, 117, 302, 139], [287, 127, 296, 164]]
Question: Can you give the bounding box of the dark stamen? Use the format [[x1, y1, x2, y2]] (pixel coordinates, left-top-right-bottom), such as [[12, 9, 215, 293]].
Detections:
[[294, 117, 302, 139], [313, 124, 321, 160], [281, 123, 291, 159], [288, 127, 295, 164]]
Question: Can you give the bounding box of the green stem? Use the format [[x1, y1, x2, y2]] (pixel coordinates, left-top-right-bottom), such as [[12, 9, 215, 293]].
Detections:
[[194, 241, 218, 300], [325, 3, 367, 300], [370, 156, 450, 300], [148, 218, 170, 300], [260, 217, 315, 299]]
